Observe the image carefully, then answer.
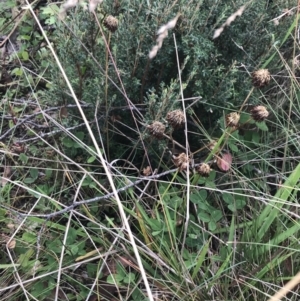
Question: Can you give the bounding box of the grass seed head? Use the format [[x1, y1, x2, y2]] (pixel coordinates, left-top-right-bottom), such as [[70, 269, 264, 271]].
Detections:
[[226, 112, 240, 128], [166, 109, 185, 129], [252, 69, 271, 88], [104, 15, 119, 33], [251, 105, 269, 122], [197, 163, 211, 177], [148, 121, 165, 139]]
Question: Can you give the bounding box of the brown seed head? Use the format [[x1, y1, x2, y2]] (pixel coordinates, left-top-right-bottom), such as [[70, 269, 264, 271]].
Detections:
[[10, 143, 25, 153], [252, 69, 271, 88], [173, 153, 189, 171], [148, 121, 165, 139], [104, 15, 118, 33], [251, 105, 269, 122], [197, 163, 211, 177], [294, 55, 300, 68], [226, 112, 240, 128], [142, 166, 152, 176], [166, 109, 185, 129]]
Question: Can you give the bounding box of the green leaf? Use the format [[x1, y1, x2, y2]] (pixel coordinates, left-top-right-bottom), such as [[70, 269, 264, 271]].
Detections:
[[252, 131, 260, 143], [87, 156, 96, 163], [66, 227, 77, 244], [228, 143, 238, 152], [24, 177, 36, 184], [62, 137, 75, 148], [222, 193, 234, 204], [123, 272, 135, 284], [71, 245, 79, 255], [29, 168, 39, 179], [107, 274, 123, 285], [198, 211, 210, 222], [256, 121, 268, 131], [228, 204, 236, 212], [19, 153, 28, 164], [211, 210, 222, 222], [190, 190, 207, 204], [41, 4, 60, 15], [205, 180, 216, 189], [22, 51, 29, 60], [208, 220, 217, 231], [152, 230, 162, 236], [11, 67, 23, 76], [148, 218, 162, 231], [75, 131, 84, 140], [22, 232, 36, 243]]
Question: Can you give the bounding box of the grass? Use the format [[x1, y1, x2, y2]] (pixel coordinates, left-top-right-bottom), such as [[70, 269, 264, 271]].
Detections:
[[0, 1, 300, 301]]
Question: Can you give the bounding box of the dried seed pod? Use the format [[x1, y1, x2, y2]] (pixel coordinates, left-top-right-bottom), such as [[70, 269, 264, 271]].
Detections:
[[197, 163, 211, 177], [251, 105, 269, 122], [142, 166, 152, 176], [10, 143, 25, 153], [166, 109, 185, 129], [294, 55, 300, 68], [148, 121, 165, 139], [252, 69, 271, 88], [226, 112, 240, 128], [173, 153, 189, 171], [103, 15, 118, 33]]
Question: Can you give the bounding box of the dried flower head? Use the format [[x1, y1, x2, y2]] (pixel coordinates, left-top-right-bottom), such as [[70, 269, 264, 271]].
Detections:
[[148, 121, 165, 139], [104, 15, 119, 33], [294, 55, 300, 68], [252, 69, 271, 88], [216, 153, 232, 172], [197, 163, 211, 177], [166, 109, 185, 129], [142, 166, 152, 176], [10, 143, 25, 153], [251, 105, 269, 122], [226, 112, 240, 128], [173, 153, 189, 171]]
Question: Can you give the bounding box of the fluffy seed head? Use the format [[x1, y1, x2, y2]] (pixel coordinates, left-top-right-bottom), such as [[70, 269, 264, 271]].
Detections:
[[166, 109, 185, 129], [197, 163, 211, 177], [226, 112, 240, 128], [148, 121, 165, 139], [251, 105, 269, 122], [104, 16, 118, 33], [252, 69, 271, 88]]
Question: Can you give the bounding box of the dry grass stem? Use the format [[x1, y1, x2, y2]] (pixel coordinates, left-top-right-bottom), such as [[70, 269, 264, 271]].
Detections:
[[213, 5, 245, 39], [267, 272, 300, 301], [149, 14, 180, 59], [59, 0, 103, 19]]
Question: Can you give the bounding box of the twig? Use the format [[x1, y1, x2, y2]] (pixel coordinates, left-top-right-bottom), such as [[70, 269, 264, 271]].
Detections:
[[0, 167, 180, 218], [17, 122, 89, 143], [0, 104, 91, 141]]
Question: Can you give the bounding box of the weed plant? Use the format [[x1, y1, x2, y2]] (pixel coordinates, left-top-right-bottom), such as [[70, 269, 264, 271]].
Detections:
[[0, 0, 300, 301]]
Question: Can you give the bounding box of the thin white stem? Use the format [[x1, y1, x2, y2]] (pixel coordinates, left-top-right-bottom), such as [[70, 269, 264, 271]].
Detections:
[[173, 34, 191, 256], [23, 3, 153, 301]]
